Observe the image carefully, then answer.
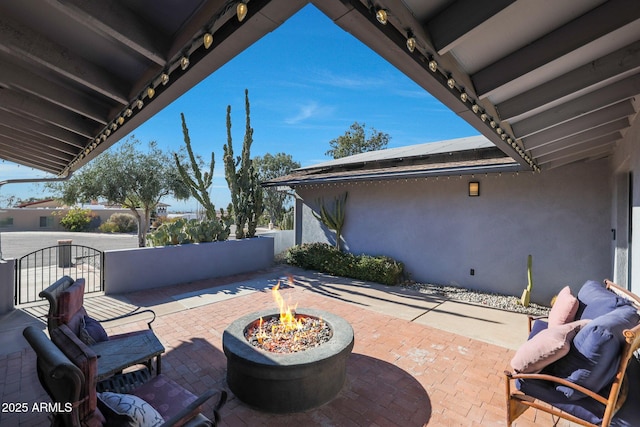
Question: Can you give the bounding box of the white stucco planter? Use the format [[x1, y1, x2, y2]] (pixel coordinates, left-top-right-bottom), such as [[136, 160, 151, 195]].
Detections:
[[104, 236, 274, 294]]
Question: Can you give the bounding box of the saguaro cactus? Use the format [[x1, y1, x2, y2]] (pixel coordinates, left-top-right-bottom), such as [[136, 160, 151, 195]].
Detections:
[[223, 89, 263, 239], [174, 113, 218, 221], [313, 192, 348, 251]]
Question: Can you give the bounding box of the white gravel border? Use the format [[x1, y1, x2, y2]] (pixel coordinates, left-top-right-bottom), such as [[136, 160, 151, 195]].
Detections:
[[403, 283, 550, 316]]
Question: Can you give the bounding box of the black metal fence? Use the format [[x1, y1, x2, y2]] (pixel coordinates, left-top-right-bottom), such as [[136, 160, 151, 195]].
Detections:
[[15, 244, 104, 305]]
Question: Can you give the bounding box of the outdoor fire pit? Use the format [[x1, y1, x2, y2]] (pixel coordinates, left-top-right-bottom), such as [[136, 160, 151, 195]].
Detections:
[[223, 284, 354, 413]]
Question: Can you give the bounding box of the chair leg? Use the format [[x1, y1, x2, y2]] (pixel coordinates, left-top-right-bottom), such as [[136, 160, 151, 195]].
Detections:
[[505, 373, 530, 425], [507, 396, 531, 425]]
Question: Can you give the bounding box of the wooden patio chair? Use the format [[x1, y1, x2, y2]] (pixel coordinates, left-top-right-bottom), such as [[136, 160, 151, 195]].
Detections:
[[40, 276, 165, 381], [505, 280, 640, 426], [23, 325, 226, 427]]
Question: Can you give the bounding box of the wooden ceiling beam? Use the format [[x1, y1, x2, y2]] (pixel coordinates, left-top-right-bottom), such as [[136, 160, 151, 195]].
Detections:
[[472, 0, 640, 97]]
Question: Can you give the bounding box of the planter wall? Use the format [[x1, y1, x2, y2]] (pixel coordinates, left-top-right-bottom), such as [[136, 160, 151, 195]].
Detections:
[[0, 259, 15, 314], [104, 236, 274, 294]]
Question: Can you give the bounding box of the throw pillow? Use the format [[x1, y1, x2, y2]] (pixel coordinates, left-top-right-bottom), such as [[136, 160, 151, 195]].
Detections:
[[79, 316, 109, 346], [548, 286, 579, 326], [98, 392, 164, 427], [577, 280, 631, 320], [510, 319, 589, 374], [550, 303, 640, 400]]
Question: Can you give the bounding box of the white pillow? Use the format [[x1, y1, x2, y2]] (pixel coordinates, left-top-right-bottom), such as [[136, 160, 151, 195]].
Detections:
[[98, 392, 164, 427]]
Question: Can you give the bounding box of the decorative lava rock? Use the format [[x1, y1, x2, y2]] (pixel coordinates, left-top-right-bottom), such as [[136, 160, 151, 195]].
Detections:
[[223, 308, 354, 413]]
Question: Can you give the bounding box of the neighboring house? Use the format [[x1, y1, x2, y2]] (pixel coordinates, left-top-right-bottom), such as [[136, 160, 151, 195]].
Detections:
[[0, 199, 148, 232], [264, 135, 616, 304]]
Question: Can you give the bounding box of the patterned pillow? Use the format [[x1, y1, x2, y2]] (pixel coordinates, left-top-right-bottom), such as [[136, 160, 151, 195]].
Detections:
[[98, 392, 164, 427]]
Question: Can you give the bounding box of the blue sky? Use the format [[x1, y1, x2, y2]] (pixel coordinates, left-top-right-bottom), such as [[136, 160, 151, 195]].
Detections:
[[1, 4, 477, 212]]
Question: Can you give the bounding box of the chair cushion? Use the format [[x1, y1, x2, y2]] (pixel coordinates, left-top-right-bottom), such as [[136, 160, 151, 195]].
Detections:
[[548, 286, 579, 326], [577, 280, 632, 320], [50, 324, 99, 420], [98, 392, 164, 427], [131, 374, 199, 423], [528, 319, 548, 339], [79, 316, 110, 345], [517, 355, 640, 426], [549, 304, 640, 400], [511, 320, 588, 374]]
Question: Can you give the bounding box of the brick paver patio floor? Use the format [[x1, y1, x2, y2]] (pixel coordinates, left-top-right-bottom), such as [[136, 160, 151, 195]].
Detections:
[[1, 266, 573, 426]]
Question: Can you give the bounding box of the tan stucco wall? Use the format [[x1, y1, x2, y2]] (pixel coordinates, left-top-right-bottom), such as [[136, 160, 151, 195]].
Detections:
[[0, 208, 138, 231]]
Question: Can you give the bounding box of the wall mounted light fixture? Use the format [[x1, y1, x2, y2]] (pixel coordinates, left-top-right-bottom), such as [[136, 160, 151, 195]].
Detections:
[[469, 181, 480, 197]]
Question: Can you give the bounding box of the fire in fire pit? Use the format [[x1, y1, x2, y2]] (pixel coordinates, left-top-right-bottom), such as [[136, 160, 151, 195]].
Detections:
[[223, 278, 354, 413], [245, 284, 332, 353]]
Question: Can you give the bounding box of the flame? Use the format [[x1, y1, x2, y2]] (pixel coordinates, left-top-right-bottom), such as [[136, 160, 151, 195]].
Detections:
[[272, 282, 302, 332]]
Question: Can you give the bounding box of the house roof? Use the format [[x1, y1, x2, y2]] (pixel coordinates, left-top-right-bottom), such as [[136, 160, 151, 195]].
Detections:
[[263, 135, 520, 187], [0, 0, 638, 176], [15, 198, 58, 208]]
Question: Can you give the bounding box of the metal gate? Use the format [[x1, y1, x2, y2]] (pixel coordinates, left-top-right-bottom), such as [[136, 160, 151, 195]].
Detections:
[[15, 244, 104, 305]]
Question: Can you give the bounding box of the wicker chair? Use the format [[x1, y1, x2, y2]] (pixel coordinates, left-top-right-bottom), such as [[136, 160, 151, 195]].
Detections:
[[40, 276, 164, 380], [505, 280, 640, 426], [23, 325, 226, 427]]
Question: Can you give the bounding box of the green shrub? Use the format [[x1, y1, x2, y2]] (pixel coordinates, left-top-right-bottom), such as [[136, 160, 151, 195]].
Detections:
[[58, 207, 91, 232], [99, 222, 119, 233], [285, 243, 404, 285], [108, 213, 137, 232]]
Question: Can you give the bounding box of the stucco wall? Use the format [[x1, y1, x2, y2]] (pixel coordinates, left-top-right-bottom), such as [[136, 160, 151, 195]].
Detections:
[[0, 259, 15, 314], [104, 236, 274, 294], [0, 208, 136, 232], [296, 159, 612, 304]]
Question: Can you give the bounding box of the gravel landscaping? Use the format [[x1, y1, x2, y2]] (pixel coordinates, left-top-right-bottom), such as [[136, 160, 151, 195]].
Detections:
[[403, 282, 551, 316]]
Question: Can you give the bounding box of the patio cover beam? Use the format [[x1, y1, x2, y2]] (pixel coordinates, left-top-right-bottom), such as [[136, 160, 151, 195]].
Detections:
[[496, 39, 640, 120], [427, 0, 516, 55], [0, 139, 70, 167], [535, 132, 621, 162], [44, 0, 168, 66], [0, 90, 97, 138], [471, 0, 640, 97], [520, 100, 636, 148], [0, 147, 63, 173], [0, 127, 77, 161], [0, 110, 86, 151], [0, 59, 110, 125], [512, 72, 640, 137], [527, 118, 629, 154], [0, 15, 129, 104], [539, 144, 615, 169]]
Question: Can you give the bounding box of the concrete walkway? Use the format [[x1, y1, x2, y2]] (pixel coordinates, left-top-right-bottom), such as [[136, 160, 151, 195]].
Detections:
[[1, 264, 566, 426]]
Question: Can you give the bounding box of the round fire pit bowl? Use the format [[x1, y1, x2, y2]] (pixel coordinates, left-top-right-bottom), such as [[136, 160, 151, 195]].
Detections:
[[223, 308, 354, 413]]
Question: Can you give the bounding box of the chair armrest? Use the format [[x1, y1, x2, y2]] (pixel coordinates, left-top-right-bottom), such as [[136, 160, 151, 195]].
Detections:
[[527, 315, 548, 333], [98, 309, 157, 329], [161, 389, 227, 427], [504, 370, 608, 405]]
